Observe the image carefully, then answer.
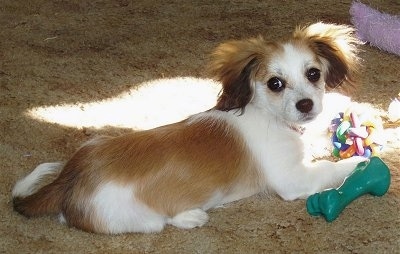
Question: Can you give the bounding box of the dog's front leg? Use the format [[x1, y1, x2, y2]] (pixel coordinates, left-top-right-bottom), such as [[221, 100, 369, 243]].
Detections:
[[269, 156, 368, 201]]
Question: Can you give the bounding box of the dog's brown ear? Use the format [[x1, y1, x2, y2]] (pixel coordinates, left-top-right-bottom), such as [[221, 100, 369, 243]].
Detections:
[[209, 37, 267, 113], [294, 22, 361, 89]]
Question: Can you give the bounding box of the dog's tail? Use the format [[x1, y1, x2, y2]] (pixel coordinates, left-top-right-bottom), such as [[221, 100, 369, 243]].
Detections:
[[12, 162, 65, 217]]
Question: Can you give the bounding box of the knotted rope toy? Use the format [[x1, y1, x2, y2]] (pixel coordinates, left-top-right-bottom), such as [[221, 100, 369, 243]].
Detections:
[[329, 110, 384, 159]]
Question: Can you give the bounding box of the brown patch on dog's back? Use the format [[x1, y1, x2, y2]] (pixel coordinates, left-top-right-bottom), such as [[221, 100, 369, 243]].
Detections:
[[88, 117, 261, 216]]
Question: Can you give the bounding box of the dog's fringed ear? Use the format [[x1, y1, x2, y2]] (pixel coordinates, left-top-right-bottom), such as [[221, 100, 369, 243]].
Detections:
[[294, 22, 361, 89], [209, 37, 266, 113]]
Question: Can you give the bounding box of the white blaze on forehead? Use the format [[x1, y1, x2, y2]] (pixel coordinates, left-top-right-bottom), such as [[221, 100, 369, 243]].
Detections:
[[268, 43, 318, 86]]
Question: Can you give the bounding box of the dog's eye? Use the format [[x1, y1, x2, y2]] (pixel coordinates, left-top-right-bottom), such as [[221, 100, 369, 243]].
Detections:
[[306, 68, 321, 82], [267, 77, 285, 92]]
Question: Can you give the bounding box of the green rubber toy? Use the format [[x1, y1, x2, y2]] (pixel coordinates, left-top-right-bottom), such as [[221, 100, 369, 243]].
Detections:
[[306, 156, 391, 222]]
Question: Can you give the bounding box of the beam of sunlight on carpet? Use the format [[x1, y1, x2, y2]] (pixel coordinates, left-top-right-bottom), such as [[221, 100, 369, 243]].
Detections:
[[27, 77, 221, 130]]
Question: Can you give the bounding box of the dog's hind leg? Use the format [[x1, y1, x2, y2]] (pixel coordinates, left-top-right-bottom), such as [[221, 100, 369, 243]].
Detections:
[[88, 182, 167, 234], [167, 208, 209, 229]]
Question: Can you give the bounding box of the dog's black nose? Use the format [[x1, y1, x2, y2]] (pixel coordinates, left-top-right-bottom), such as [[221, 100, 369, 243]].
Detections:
[[296, 98, 314, 113]]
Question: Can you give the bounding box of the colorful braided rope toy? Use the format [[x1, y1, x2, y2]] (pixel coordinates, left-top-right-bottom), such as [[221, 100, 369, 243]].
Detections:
[[329, 110, 383, 159]]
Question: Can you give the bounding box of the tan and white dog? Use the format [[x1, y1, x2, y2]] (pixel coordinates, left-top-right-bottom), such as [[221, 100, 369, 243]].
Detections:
[[13, 23, 366, 234]]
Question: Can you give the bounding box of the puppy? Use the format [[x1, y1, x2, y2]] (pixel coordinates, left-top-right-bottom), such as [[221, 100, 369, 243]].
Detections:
[[13, 23, 365, 234]]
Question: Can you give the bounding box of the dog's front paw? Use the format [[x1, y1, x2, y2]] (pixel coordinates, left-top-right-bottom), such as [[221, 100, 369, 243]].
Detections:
[[167, 209, 209, 229], [321, 156, 370, 189], [336, 156, 369, 174], [338, 156, 369, 164]]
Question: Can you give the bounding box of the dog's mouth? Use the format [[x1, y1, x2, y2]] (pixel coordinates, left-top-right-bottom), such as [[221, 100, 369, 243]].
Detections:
[[298, 113, 317, 123]]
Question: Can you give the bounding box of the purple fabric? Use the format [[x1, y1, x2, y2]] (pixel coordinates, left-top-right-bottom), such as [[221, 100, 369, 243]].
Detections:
[[350, 1, 400, 56]]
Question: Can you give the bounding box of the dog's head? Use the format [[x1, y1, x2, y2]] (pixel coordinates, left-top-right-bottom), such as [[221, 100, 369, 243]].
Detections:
[[210, 22, 360, 124]]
